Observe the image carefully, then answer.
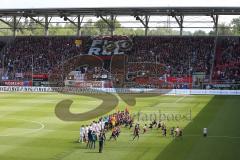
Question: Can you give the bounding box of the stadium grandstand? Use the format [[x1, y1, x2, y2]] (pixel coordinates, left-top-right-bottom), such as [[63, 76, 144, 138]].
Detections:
[[1, 35, 239, 89], [0, 7, 240, 89]]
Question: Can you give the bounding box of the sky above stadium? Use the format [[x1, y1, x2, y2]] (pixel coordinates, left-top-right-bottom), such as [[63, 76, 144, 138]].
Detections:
[[1, 0, 240, 9]]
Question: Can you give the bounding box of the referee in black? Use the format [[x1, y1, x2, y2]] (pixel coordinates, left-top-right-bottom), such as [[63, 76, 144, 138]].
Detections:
[[99, 132, 105, 153]]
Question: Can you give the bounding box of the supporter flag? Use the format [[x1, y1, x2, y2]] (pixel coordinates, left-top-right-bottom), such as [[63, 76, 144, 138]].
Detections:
[[75, 39, 82, 47]]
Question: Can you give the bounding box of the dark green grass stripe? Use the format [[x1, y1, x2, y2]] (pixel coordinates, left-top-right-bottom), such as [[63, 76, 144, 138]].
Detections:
[[155, 95, 240, 160]]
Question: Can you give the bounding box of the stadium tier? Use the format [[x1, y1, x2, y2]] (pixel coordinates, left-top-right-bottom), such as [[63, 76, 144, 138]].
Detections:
[[0, 36, 239, 89]]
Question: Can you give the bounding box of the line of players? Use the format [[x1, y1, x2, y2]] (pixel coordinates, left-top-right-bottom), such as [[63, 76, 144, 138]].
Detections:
[[79, 111, 184, 153], [132, 120, 183, 140], [79, 110, 133, 152]]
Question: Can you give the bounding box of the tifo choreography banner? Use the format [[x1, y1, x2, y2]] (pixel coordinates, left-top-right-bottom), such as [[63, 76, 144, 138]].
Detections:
[[88, 36, 132, 56]]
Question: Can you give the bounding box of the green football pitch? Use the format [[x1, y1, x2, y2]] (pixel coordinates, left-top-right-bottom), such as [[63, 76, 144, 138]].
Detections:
[[0, 92, 240, 160]]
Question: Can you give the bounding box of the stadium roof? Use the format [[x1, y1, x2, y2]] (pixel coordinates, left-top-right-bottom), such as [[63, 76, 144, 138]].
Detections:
[[0, 7, 240, 17]]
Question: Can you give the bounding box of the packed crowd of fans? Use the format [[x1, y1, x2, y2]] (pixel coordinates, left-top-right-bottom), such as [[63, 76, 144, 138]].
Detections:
[[125, 37, 215, 88], [213, 37, 240, 83], [0, 36, 239, 88], [1, 36, 91, 79], [128, 36, 215, 77], [0, 40, 6, 68]]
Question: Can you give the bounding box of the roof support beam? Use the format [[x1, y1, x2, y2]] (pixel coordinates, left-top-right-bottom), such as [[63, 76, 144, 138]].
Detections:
[[13, 16, 17, 37], [61, 15, 84, 36], [63, 16, 77, 27], [29, 16, 44, 27], [62, 15, 85, 36], [174, 15, 184, 36], [134, 15, 150, 36], [145, 15, 150, 36], [0, 18, 13, 28], [45, 15, 49, 36], [77, 15, 84, 36], [1, 7, 240, 17], [211, 14, 219, 35], [99, 15, 117, 36], [13, 16, 25, 36]]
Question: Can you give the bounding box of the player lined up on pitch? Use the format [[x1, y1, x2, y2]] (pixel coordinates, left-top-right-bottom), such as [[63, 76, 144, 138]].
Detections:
[[78, 107, 133, 153], [78, 107, 184, 153], [132, 120, 183, 140]]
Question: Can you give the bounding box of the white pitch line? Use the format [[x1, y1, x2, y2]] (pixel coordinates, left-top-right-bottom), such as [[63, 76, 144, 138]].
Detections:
[[0, 118, 45, 137], [175, 96, 186, 103]]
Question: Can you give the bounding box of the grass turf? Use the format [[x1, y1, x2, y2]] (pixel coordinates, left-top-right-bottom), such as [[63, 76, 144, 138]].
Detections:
[[0, 92, 240, 160]]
